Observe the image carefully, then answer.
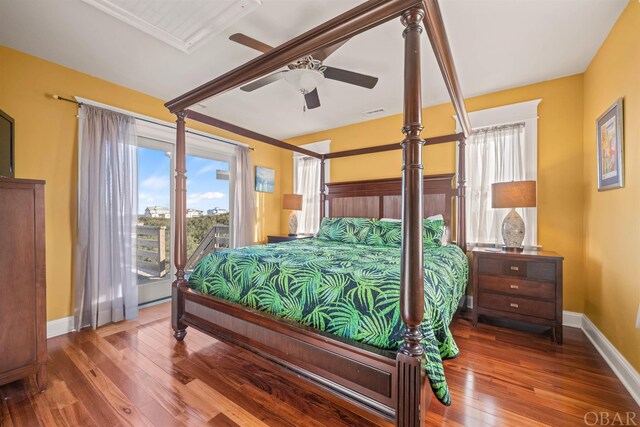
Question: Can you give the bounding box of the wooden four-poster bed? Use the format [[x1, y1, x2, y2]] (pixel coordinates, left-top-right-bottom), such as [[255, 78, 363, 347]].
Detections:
[[164, 1, 472, 425]]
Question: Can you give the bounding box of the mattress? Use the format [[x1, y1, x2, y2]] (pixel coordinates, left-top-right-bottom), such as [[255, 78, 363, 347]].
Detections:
[[188, 238, 468, 405]]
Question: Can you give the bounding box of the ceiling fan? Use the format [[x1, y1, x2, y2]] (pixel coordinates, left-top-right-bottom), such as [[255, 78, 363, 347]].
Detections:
[[229, 33, 379, 110]]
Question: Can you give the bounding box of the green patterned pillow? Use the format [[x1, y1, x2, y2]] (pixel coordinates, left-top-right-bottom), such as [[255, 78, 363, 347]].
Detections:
[[423, 218, 445, 247], [316, 217, 375, 245], [365, 219, 445, 247], [366, 221, 402, 247]]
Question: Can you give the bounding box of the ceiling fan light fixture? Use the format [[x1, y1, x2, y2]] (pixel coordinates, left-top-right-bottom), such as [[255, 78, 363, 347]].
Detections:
[[284, 69, 324, 94]]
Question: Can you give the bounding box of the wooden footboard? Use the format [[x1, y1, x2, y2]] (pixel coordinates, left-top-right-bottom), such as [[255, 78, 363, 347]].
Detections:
[[173, 287, 433, 422]]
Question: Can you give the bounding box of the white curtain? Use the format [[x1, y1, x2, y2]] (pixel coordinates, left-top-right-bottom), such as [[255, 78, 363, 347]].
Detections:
[[294, 156, 321, 234], [233, 146, 255, 247], [466, 122, 537, 247], [75, 105, 138, 330]]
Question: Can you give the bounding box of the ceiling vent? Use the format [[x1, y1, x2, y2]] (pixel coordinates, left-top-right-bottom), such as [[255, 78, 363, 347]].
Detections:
[[362, 108, 385, 118], [81, 0, 262, 53]]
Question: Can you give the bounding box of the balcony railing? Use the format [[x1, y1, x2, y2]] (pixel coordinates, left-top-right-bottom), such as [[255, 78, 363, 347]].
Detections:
[[136, 225, 168, 278], [186, 225, 230, 271], [136, 224, 230, 278]]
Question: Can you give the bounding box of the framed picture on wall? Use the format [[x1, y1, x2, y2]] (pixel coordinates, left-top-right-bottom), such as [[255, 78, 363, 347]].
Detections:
[[255, 166, 275, 193], [596, 98, 624, 191]]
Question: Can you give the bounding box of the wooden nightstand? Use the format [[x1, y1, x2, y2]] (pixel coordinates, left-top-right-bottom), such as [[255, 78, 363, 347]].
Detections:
[[267, 234, 314, 244], [472, 247, 564, 344]]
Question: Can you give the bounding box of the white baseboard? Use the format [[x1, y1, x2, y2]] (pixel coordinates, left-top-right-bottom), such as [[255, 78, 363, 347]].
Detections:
[[46, 316, 75, 338], [562, 310, 584, 328], [579, 314, 640, 406]]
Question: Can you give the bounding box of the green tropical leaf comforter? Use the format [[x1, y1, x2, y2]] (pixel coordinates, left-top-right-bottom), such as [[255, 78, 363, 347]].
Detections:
[[188, 238, 468, 405]]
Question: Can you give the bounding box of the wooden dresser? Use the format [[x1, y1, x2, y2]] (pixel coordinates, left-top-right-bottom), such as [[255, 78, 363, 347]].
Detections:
[[472, 247, 563, 344], [0, 178, 47, 390]]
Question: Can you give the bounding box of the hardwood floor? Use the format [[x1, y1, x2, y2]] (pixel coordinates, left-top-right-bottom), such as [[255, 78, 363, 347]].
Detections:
[[1, 303, 637, 426]]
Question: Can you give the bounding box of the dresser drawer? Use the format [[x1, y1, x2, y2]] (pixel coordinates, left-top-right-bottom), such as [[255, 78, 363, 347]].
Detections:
[[478, 257, 556, 281], [478, 275, 555, 300], [478, 293, 556, 320]]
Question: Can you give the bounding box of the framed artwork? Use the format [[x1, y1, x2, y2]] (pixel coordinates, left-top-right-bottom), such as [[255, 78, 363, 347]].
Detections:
[[255, 166, 275, 193], [596, 98, 624, 191]]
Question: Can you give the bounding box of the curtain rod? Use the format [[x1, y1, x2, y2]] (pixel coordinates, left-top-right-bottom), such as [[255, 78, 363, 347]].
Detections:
[[472, 121, 525, 134], [51, 94, 254, 151]]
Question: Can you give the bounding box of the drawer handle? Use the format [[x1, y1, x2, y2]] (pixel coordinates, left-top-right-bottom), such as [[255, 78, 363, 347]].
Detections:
[[510, 303, 519, 308], [510, 266, 519, 271], [510, 284, 519, 289]]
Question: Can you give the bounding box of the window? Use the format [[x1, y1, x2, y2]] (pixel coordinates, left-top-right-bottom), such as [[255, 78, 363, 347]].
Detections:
[[457, 100, 540, 248], [293, 140, 330, 234]]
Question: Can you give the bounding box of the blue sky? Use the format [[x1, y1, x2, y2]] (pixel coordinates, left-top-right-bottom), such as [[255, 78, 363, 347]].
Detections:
[[137, 147, 230, 214]]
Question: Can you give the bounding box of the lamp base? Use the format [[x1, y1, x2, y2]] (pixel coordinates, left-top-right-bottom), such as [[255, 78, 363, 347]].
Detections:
[[502, 245, 524, 253], [502, 208, 526, 249], [288, 211, 298, 235]]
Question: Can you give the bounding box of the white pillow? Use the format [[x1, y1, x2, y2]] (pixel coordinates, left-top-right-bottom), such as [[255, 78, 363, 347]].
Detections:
[[440, 226, 450, 246], [380, 218, 401, 222]]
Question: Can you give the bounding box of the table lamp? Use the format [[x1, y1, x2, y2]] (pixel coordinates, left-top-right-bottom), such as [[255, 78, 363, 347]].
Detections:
[[491, 181, 536, 252], [283, 194, 303, 236]]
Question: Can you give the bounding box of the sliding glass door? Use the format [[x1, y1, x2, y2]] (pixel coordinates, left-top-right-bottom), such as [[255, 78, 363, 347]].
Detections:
[[136, 138, 173, 305], [135, 132, 235, 306]]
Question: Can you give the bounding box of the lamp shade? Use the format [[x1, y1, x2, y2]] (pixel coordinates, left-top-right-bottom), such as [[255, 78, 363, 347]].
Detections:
[[492, 181, 536, 208], [283, 194, 303, 211]]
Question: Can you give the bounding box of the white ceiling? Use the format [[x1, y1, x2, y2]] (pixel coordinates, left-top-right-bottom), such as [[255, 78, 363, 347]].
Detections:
[[0, 0, 627, 139]]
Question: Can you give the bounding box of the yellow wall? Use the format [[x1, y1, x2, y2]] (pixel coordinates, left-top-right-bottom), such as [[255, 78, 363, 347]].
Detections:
[[582, 0, 640, 370], [0, 46, 283, 321], [284, 75, 585, 312]]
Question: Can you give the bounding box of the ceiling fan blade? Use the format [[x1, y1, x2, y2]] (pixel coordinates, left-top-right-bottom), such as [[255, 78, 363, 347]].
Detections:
[[229, 33, 273, 53], [310, 38, 350, 62], [240, 71, 286, 92], [323, 66, 378, 89], [304, 88, 321, 109]]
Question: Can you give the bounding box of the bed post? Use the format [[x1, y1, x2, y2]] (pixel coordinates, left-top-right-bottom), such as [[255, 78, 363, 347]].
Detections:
[[172, 111, 188, 341], [396, 6, 430, 427], [319, 157, 326, 221], [456, 137, 467, 253]]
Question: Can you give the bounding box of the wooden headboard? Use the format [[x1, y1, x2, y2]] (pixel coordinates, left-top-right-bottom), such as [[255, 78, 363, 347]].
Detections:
[[326, 173, 457, 242]]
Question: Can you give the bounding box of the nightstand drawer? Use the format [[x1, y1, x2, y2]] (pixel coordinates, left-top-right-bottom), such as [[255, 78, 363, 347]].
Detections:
[[478, 257, 526, 277], [478, 257, 556, 281], [478, 275, 555, 300], [478, 293, 555, 320], [527, 262, 556, 281]]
